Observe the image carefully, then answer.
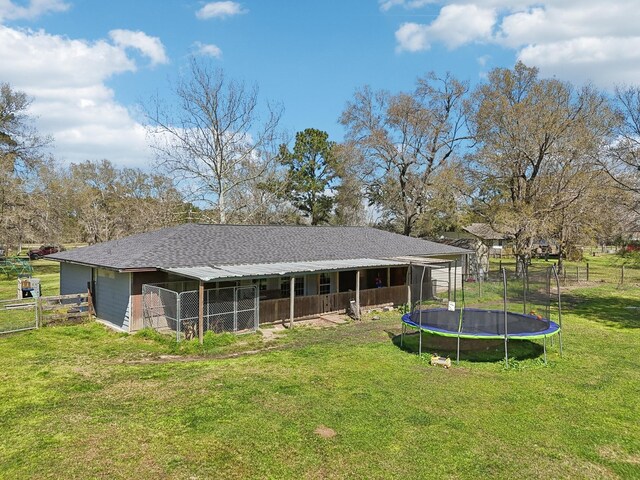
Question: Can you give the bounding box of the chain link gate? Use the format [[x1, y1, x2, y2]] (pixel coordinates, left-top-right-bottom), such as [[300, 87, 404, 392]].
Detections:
[[142, 285, 179, 336], [143, 284, 259, 340], [0, 297, 38, 335], [178, 286, 259, 338]]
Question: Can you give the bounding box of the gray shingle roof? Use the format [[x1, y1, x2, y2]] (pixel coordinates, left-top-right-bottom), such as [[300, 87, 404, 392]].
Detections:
[[48, 224, 470, 270], [462, 223, 510, 240]]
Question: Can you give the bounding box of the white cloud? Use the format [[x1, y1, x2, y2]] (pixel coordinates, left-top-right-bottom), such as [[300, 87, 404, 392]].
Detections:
[[380, 0, 405, 11], [391, 1, 640, 88], [0, 26, 135, 88], [193, 41, 222, 58], [477, 54, 490, 67], [518, 36, 640, 87], [380, 0, 434, 11], [395, 4, 495, 51], [0, 0, 69, 21], [109, 29, 168, 66], [196, 1, 246, 20], [395, 23, 430, 52], [0, 24, 165, 167]]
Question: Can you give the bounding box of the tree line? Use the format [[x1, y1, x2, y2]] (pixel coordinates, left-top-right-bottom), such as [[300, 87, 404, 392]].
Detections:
[[2, 61, 639, 272]]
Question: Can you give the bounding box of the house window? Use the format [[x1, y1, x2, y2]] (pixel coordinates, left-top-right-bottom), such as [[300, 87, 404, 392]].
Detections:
[[281, 277, 304, 297], [252, 278, 267, 292], [319, 273, 331, 295]]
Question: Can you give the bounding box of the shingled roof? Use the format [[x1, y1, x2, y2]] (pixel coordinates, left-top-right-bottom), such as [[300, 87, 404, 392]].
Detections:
[[462, 223, 510, 240], [48, 224, 470, 271]]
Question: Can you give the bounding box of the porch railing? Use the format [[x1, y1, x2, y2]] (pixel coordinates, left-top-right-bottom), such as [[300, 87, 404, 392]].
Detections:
[[259, 285, 407, 324]]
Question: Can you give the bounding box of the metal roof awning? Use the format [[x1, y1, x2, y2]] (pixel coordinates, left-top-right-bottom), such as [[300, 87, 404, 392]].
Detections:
[[160, 258, 412, 282], [391, 256, 461, 266]]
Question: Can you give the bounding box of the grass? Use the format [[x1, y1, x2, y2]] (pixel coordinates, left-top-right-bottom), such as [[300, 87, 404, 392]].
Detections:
[[0, 258, 639, 478], [0, 259, 60, 299], [489, 253, 640, 285]]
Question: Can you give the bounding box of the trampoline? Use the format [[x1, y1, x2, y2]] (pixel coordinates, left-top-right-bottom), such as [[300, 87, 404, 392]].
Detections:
[[402, 308, 561, 340], [400, 261, 563, 366]]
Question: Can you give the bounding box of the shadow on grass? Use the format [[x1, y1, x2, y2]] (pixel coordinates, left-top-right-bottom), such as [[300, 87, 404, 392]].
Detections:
[[390, 331, 545, 362], [563, 289, 640, 329]]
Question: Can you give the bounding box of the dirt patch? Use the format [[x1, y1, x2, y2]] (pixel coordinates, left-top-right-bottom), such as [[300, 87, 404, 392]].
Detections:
[[598, 445, 640, 465], [294, 314, 350, 328], [123, 345, 285, 365], [314, 425, 336, 439], [260, 325, 287, 342]]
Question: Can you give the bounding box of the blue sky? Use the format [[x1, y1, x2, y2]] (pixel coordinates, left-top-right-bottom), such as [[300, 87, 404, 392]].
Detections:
[[1, 0, 639, 167]]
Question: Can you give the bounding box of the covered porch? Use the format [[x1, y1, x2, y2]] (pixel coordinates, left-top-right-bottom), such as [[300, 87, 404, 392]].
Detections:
[[142, 256, 464, 342]]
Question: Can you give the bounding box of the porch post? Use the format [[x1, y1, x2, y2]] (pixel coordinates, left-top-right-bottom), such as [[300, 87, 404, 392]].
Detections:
[[355, 270, 361, 319], [406, 265, 411, 308], [289, 276, 295, 328], [387, 267, 391, 288], [198, 280, 204, 344]]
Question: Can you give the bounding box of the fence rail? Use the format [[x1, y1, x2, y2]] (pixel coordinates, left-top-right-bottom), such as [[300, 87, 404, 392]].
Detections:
[[487, 261, 640, 287], [556, 263, 640, 286], [0, 291, 93, 335], [39, 293, 94, 325]]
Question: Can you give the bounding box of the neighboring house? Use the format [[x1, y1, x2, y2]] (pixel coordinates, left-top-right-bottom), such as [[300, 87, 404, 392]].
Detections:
[[441, 223, 511, 275], [531, 238, 560, 257], [48, 224, 469, 333], [434, 237, 480, 279]]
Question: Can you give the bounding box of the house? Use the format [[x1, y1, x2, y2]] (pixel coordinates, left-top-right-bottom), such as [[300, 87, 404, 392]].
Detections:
[[441, 223, 511, 275], [48, 224, 469, 335]]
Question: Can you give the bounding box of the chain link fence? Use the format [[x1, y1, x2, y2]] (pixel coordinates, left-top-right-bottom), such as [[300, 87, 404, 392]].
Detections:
[[142, 283, 259, 340], [142, 284, 179, 335], [0, 297, 38, 334]]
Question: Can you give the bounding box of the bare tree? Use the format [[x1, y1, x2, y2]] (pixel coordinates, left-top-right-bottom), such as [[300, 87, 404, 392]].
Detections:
[[66, 159, 185, 244], [146, 59, 282, 223], [467, 62, 614, 273], [340, 72, 469, 236], [605, 86, 640, 217], [0, 83, 51, 252]]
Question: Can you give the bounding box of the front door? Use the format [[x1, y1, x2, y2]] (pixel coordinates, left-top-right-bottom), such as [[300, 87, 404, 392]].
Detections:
[[322, 294, 331, 313]]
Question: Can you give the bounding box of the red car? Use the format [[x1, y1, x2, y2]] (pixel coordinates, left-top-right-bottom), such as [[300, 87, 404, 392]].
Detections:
[[28, 245, 64, 260]]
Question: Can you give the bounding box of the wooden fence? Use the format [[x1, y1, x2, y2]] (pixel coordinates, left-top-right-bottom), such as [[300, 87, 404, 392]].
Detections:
[[39, 292, 94, 325], [259, 285, 407, 324]]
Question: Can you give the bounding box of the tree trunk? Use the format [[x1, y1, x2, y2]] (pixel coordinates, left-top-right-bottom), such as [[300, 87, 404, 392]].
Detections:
[[515, 253, 528, 277], [557, 252, 564, 276], [218, 189, 226, 224]]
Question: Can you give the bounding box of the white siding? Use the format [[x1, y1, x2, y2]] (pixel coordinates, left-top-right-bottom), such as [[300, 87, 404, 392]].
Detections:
[[60, 263, 92, 295], [94, 268, 131, 331], [429, 256, 465, 294]]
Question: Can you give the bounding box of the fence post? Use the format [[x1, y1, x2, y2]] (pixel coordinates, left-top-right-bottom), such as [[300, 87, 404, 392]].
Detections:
[[254, 285, 260, 331], [198, 281, 204, 344], [576, 266, 580, 283], [586, 262, 590, 282], [35, 296, 40, 329], [233, 287, 238, 332], [621, 265, 625, 285], [176, 293, 181, 342], [289, 276, 295, 328]]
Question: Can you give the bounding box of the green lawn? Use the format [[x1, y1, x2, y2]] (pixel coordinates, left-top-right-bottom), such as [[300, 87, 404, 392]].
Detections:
[[0, 259, 60, 299], [0, 259, 639, 478]]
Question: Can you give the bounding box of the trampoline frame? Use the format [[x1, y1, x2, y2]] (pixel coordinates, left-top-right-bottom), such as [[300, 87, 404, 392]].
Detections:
[[400, 264, 563, 367]]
